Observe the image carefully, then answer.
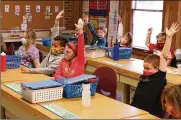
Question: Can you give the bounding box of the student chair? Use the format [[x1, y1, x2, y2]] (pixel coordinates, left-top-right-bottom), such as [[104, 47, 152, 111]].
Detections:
[[93, 67, 117, 99], [6, 43, 15, 55]]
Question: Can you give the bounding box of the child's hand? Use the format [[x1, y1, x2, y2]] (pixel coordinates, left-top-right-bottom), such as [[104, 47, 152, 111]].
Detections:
[[118, 15, 122, 23], [83, 15, 89, 23], [56, 9, 64, 20], [147, 28, 153, 34], [166, 22, 179, 37], [21, 66, 29, 73], [75, 18, 84, 33]]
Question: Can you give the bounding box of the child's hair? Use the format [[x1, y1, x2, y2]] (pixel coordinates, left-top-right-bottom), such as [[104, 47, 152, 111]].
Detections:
[[144, 54, 160, 69], [156, 32, 166, 42], [123, 32, 133, 48], [67, 40, 78, 55], [53, 36, 67, 47], [161, 84, 181, 118], [24, 29, 37, 50], [99, 26, 107, 35]]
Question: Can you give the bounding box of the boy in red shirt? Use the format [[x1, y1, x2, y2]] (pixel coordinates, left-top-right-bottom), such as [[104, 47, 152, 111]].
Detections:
[[145, 28, 177, 67]]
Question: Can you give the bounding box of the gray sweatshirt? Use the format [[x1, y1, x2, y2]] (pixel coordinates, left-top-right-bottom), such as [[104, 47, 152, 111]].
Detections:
[[29, 53, 64, 75]]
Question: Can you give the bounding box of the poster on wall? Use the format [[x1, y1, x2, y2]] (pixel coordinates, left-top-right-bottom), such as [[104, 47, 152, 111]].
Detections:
[[55, 6, 59, 13], [21, 23, 27, 30], [15, 5, 20, 16], [89, 0, 107, 16], [36, 5, 40, 12], [5, 5, 9, 12], [99, 17, 107, 28], [107, 1, 119, 47], [46, 6, 50, 12], [26, 5, 30, 12], [90, 16, 99, 29]]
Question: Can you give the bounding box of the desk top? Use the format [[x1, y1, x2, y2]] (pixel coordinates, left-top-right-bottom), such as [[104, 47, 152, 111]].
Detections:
[[1, 68, 51, 83], [126, 113, 160, 119], [87, 57, 181, 86], [1, 68, 148, 119]]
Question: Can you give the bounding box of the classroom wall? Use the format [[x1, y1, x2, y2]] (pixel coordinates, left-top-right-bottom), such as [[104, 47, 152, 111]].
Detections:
[[1, 1, 64, 30]]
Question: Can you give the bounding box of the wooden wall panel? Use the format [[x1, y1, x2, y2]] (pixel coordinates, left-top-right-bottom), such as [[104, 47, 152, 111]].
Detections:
[[1, 1, 63, 30]]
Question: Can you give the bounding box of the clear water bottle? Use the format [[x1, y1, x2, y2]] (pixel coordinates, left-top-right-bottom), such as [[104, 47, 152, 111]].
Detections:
[[82, 83, 91, 107]]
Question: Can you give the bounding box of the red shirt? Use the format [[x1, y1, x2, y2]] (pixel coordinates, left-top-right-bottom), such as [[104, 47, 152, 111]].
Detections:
[[54, 33, 86, 80], [149, 43, 175, 65]]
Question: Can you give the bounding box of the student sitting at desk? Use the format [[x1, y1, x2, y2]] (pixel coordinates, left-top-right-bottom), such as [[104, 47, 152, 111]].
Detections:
[[17, 29, 40, 68], [145, 27, 177, 67], [83, 15, 107, 47], [161, 84, 181, 119], [131, 22, 179, 117], [54, 18, 86, 80], [21, 36, 66, 76], [117, 15, 133, 48], [0, 33, 7, 53]]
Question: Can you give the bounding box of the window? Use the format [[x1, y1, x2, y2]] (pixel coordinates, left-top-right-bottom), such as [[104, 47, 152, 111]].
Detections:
[[132, 1, 164, 49]]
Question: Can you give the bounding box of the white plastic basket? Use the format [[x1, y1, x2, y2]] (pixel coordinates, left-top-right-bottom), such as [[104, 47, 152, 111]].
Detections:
[[21, 86, 63, 103], [86, 49, 106, 58]]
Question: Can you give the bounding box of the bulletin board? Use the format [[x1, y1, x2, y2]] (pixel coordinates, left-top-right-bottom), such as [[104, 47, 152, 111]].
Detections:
[[1, 1, 64, 30]]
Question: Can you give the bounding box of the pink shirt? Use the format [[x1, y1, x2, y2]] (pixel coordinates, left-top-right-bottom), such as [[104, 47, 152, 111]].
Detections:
[[54, 33, 85, 80]]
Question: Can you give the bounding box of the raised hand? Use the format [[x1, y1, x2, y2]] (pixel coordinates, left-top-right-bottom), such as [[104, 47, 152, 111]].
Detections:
[[118, 15, 122, 23], [83, 15, 89, 23], [147, 28, 153, 34], [56, 9, 64, 20], [74, 18, 84, 32], [166, 22, 179, 37]]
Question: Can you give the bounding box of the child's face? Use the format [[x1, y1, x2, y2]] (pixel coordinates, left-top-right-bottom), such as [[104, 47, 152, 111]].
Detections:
[[120, 35, 129, 45], [97, 30, 105, 38], [156, 36, 165, 43], [143, 62, 158, 74], [51, 40, 64, 55], [165, 97, 180, 118], [22, 32, 33, 44], [64, 45, 75, 60]]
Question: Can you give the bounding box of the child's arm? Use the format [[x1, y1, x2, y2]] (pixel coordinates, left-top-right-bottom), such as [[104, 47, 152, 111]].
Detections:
[[83, 15, 99, 39], [117, 16, 123, 42], [53, 10, 64, 27], [33, 59, 40, 68], [75, 18, 85, 65], [54, 61, 64, 80], [159, 23, 179, 72], [145, 28, 152, 48], [1, 34, 7, 53]]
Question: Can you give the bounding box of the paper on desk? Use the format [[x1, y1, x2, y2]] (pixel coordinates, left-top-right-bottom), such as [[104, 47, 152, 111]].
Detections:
[[102, 60, 124, 67], [3, 83, 22, 94], [167, 68, 178, 75]]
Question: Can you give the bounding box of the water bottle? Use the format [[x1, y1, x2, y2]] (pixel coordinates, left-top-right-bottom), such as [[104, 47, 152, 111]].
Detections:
[[82, 83, 91, 107], [113, 43, 119, 61], [1, 52, 6, 72]]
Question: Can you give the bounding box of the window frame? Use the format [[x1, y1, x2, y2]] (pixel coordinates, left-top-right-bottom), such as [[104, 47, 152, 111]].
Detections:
[[131, 1, 164, 50]]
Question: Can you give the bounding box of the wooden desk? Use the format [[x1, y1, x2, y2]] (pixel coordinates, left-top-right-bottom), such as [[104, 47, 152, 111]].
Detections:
[[1, 68, 148, 119], [126, 114, 160, 119], [1, 68, 50, 83], [86, 57, 181, 103]]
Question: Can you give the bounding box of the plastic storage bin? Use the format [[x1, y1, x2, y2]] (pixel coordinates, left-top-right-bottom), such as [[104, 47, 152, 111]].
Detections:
[[6, 55, 21, 69], [42, 38, 51, 48], [63, 78, 99, 99], [106, 48, 132, 59], [21, 80, 63, 103]]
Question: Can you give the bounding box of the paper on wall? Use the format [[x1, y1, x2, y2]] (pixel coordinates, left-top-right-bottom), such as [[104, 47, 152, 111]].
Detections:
[[5, 5, 9, 12], [55, 6, 59, 13], [46, 6, 50, 12], [36, 5, 40, 12], [26, 5, 30, 12], [21, 23, 27, 30]]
